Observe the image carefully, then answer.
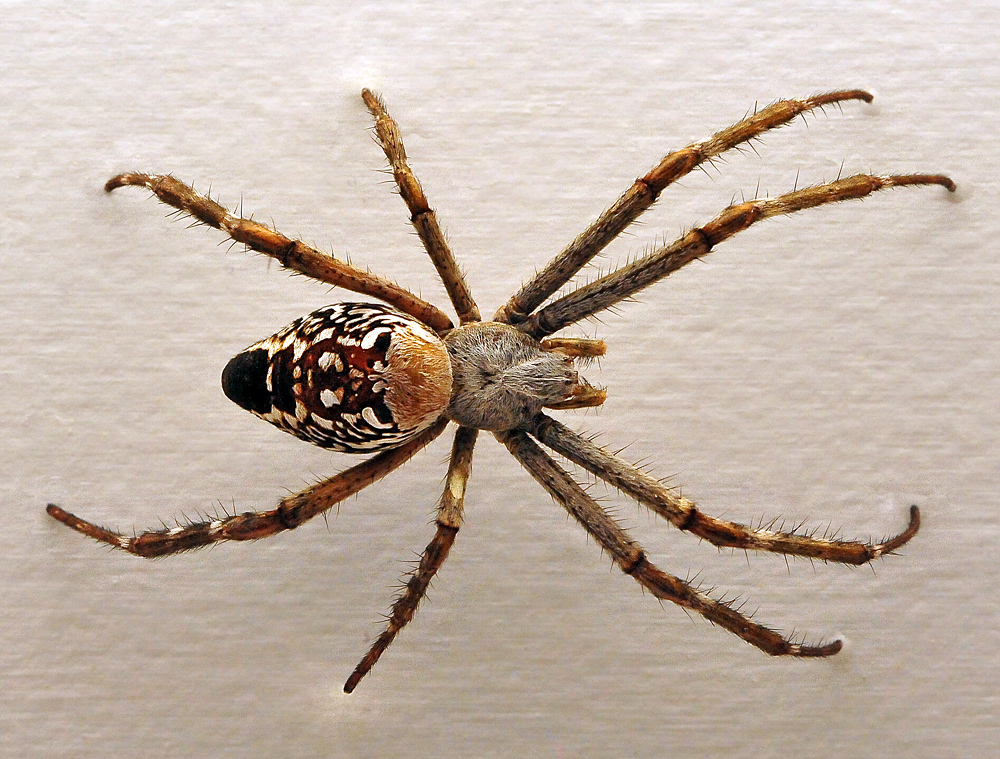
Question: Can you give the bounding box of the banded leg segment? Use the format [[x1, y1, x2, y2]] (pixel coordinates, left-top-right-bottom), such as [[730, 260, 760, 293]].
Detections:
[[362, 90, 481, 324], [496, 90, 876, 325], [523, 173, 955, 337], [105, 173, 454, 334], [46, 419, 449, 558], [529, 414, 919, 563], [344, 425, 479, 693], [497, 429, 840, 657]]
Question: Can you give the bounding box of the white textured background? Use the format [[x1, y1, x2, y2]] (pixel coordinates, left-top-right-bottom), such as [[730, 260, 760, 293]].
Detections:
[[2, 2, 995, 757]]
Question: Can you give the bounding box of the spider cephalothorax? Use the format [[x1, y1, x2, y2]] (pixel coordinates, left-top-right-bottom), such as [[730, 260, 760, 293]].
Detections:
[[48, 89, 953, 693], [443, 321, 601, 430]]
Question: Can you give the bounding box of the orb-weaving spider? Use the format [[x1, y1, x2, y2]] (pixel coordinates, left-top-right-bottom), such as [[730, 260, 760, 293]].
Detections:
[[48, 89, 954, 693]]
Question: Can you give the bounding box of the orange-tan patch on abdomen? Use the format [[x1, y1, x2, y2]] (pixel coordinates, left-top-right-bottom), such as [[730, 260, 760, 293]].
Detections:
[[383, 324, 453, 430]]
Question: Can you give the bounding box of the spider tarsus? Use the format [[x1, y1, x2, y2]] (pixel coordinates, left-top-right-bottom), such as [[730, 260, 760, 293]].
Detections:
[[46, 503, 77, 528], [104, 172, 141, 193], [47, 502, 96, 533], [815, 89, 873, 105], [890, 174, 956, 192], [46, 503, 132, 552], [869, 505, 920, 559], [344, 661, 371, 694], [791, 639, 843, 657]]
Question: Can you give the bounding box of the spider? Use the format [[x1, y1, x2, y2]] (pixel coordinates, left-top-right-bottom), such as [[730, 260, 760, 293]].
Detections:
[[47, 89, 954, 693]]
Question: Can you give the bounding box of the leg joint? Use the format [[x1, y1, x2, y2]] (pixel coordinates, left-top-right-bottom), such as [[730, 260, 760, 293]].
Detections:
[[435, 521, 461, 536], [687, 225, 713, 252], [677, 506, 698, 532], [277, 505, 301, 531], [623, 551, 646, 576]]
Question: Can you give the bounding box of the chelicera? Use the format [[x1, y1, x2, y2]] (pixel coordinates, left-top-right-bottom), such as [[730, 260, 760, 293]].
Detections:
[[47, 89, 954, 692]]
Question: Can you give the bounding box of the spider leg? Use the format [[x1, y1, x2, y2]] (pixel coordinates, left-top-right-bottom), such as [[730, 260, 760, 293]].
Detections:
[[362, 89, 481, 325], [46, 419, 448, 558], [345, 425, 478, 693], [529, 414, 919, 563], [105, 173, 453, 333], [497, 428, 840, 657], [495, 90, 875, 325], [522, 173, 955, 337]]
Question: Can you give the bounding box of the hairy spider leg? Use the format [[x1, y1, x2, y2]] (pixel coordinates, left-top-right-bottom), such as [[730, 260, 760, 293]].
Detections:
[[363, 89, 481, 325], [498, 429, 842, 657], [46, 419, 448, 557], [496, 90, 877, 325], [529, 414, 920, 562], [105, 172, 454, 334], [524, 173, 955, 337], [345, 425, 479, 692]]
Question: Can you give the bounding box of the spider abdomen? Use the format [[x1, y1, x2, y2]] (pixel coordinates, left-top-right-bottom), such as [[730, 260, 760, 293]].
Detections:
[[222, 303, 452, 452]]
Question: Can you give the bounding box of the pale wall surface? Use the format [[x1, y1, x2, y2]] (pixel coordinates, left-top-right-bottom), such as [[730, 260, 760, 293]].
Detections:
[[2, 2, 995, 757]]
